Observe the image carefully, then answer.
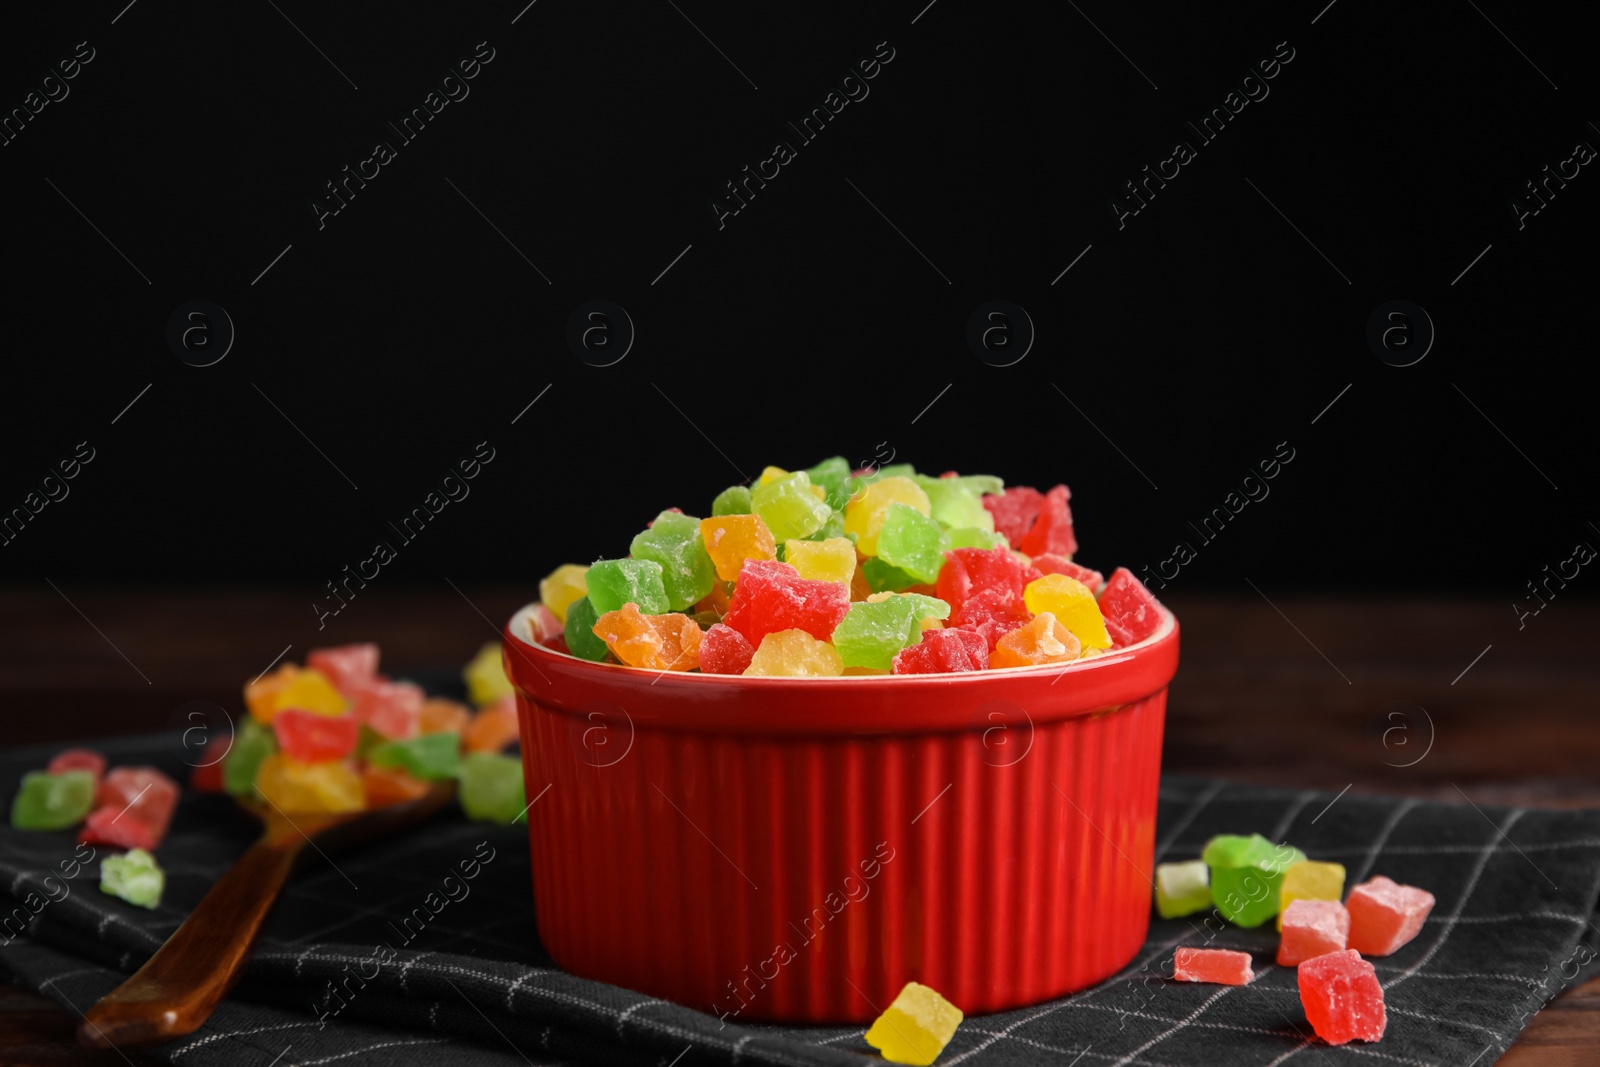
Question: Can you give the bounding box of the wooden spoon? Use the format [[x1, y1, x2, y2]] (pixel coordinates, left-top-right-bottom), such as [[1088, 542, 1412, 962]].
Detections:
[[78, 781, 457, 1050]]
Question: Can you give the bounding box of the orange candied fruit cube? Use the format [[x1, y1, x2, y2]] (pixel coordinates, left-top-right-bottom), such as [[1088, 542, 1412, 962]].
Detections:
[[989, 611, 1082, 669], [465, 696, 520, 753], [419, 697, 471, 736], [699, 515, 777, 582], [593, 603, 705, 671]]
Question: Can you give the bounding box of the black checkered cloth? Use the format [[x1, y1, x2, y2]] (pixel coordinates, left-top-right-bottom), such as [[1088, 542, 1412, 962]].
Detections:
[[3, 732, 1599, 1067]]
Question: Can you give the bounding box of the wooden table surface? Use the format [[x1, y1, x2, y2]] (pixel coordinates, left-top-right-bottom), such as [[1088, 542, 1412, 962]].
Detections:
[[1, 588, 1596, 1064]]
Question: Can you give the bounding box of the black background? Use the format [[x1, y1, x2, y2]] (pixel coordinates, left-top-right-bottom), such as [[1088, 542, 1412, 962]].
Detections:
[[2, 1, 1594, 599]]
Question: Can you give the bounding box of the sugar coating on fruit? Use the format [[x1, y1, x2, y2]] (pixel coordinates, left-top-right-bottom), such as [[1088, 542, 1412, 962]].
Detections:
[[631, 512, 717, 611], [1278, 860, 1346, 931], [699, 622, 755, 675], [1278, 899, 1350, 966], [594, 602, 704, 671], [1155, 860, 1212, 919], [1298, 949, 1386, 1044], [744, 629, 844, 677], [586, 558, 670, 616], [1018, 484, 1076, 558], [876, 504, 953, 584], [752, 470, 833, 542], [722, 560, 850, 646], [892, 628, 988, 674], [538, 564, 590, 623], [100, 848, 164, 909], [1173, 947, 1254, 985], [864, 981, 964, 1066], [700, 514, 778, 581], [1345, 876, 1435, 956], [1098, 567, 1165, 647]]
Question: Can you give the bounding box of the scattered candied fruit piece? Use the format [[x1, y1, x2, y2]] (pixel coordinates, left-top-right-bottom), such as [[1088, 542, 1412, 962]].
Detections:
[[1298, 950, 1386, 1044], [864, 981, 963, 1066], [1173, 947, 1254, 985]]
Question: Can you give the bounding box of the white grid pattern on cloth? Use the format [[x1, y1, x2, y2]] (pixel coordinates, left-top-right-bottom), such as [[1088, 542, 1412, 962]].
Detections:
[[7, 776, 1599, 1067]]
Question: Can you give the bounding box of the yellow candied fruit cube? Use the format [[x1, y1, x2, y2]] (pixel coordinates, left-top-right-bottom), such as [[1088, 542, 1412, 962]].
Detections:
[[255, 753, 365, 813], [757, 466, 789, 486], [844, 476, 931, 556], [464, 641, 514, 707], [865, 981, 964, 1066], [700, 514, 778, 581], [784, 537, 857, 586], [1277, 860, 1346, 930], [743, 630, 844, 677], [538, 563, 589, 623], [245, 663, 300, 724], [251, 668, 347, 724], [1022, 574, 1111, 649]]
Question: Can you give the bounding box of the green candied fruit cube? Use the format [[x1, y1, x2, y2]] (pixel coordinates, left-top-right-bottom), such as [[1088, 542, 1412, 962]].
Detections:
[[751, 471, 832, 542], [223, 718, 277, 797], [585, 558, 669, 616], [861, 558, 920, 593], [9, 770, 96, 831], [806, 509, 847, 543], [564, 597, 609, 662], [369, 733, 461, 781], [630, 511, 716, 611], [914, 474, 998, 532], [894, 593, 951, 627], [832, 599, 922, 670], [1204, 834, 1306, 928], [712, 485, 752, 516], [876, 504, 952, 584], [100, 848, 164, 909], [459, 752, 527, 823], [947, 527, 1007, 550], [1155, 860, 1212, 918], [806, 456, 853, 509]]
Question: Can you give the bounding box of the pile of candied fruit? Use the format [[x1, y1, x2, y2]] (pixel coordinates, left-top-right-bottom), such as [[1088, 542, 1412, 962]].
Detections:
[[529, 458, 1164, 676]]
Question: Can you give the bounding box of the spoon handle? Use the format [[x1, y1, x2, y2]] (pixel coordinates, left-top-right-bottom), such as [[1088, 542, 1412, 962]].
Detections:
[[78, 832, 302, 1050]]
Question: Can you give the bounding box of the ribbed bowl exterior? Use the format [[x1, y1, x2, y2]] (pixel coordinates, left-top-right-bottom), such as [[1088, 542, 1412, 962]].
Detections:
[[507, 612, 1177, 1023]]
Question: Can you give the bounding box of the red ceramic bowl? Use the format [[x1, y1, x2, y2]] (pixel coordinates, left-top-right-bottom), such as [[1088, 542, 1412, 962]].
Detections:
[[504, 606, 1178, 1023]]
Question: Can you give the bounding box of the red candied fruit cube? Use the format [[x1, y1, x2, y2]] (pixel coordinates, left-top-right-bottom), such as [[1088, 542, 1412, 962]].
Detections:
[[1346, 876, 1435, 956], [190, 758, 225, 794], [1019, 484, 1077, 558], [892, 628, 989, 674], [1030, 555, 1104, 592], [700, 623, 754, 675], [1173, 947, 1254, 985], [950, 589, 1033, 651], [935, 547, 1040, 612], [306, 643, 380, 697], [350, 678, 424, 740], [80, 807, 159, 851], [1278, 899, 1350, 966], [982, 486, 1045, 545], [1298, 949, 1386, 1044], [92, 766, 180, 847], [722, 560, 850, 646], [1097, 567, 1164, 647], [273, 709, 359, 762], [48, 749, 107, 785]]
